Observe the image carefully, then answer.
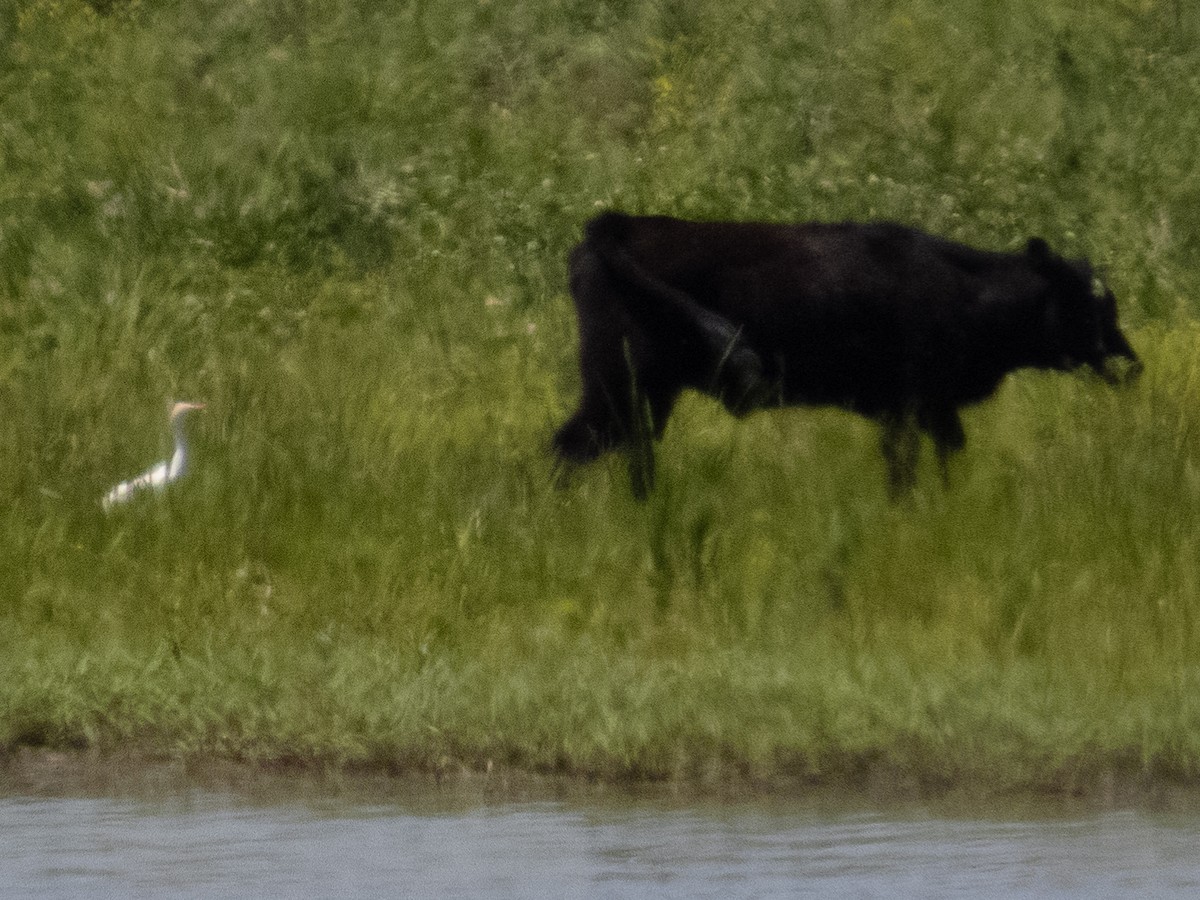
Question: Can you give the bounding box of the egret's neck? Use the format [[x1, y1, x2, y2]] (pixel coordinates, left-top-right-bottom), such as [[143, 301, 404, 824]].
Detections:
[[168, 416, 190, 479]]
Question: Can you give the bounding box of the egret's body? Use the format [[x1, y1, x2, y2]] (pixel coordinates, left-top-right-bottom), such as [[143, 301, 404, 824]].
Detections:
[[102, 401, 206, 511]]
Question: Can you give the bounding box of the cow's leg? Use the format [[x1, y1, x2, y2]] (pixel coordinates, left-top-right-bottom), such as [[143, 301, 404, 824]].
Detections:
[[920, 407, 966, 486], [623, 344, 689, 499], [553, 357, 631, 465], [552, 387, 668, 500], [553, 407, 615, 464], [712, 328, 772, 417], [879, 412, 920, 498], [552, 335, 676, 501], [554, 245, 640, 465], [625, 384, 655, 501], [621, 340, 655, 500]]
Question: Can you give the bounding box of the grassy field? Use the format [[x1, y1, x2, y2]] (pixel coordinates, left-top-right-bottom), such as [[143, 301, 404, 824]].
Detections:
[[3, 0, 1200, 796]]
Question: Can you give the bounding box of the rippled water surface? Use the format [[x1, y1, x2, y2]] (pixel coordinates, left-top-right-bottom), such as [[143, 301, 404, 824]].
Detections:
[[4, 780, 1200, 898]]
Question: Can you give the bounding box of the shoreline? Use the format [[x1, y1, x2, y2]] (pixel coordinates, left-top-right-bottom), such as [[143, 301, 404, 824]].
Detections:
[[6, 746, 1200, 815]]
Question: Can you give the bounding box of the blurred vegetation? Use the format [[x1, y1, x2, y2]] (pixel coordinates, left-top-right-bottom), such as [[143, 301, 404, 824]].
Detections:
[[3, 0, 1200, 793]]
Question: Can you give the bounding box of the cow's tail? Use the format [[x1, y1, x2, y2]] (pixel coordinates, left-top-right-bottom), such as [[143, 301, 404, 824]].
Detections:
[[583, 212, 769, 413]]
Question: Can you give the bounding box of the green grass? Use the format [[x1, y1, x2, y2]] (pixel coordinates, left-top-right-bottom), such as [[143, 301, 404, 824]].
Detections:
[[3, 0, 1200, 795]]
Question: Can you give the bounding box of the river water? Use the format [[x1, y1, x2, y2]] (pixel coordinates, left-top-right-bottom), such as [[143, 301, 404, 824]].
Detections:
[[4, 776, 1200, 898]]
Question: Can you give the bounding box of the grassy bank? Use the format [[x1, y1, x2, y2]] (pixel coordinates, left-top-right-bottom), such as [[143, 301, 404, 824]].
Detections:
[[3, 0, 1200, 796]]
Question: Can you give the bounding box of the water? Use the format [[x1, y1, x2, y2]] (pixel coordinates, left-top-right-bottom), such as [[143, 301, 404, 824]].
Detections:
[[4, 779, 1200, 898]]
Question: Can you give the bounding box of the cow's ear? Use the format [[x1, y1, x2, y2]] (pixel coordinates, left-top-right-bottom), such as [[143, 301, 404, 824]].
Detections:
[[1026, 237, 1052, 260]]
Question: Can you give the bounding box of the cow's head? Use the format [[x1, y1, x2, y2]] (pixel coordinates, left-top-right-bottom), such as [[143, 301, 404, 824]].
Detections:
[[1027, 237, 1141, 384]]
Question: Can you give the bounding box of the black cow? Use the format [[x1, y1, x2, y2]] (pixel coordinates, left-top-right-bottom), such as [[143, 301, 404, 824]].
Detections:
[[553, 211, 1140, 498]]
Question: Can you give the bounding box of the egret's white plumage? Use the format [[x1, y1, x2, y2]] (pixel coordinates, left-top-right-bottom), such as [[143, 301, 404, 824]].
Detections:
[[101, 401, 206, 511]]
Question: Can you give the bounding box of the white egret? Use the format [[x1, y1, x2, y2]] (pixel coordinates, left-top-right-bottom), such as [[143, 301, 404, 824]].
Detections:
[[101, 401, 207, 511]]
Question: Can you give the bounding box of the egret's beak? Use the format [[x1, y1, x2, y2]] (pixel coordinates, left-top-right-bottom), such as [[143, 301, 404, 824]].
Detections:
[[170, 400, 208, 419]]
